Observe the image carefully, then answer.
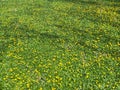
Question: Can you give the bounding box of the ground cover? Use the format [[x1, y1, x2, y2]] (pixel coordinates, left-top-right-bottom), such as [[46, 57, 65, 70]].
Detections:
[[0, 0, 120, 90]]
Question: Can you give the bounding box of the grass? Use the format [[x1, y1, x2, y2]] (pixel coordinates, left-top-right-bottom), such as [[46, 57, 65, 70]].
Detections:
[[0, 0, 120, 90]]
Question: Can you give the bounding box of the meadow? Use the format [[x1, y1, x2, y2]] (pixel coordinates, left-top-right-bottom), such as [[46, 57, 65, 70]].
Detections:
[[0, 0, 120, 90]]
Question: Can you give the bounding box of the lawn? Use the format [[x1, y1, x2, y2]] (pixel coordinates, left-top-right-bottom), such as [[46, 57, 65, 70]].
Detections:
[[0, 0, 120, 90]]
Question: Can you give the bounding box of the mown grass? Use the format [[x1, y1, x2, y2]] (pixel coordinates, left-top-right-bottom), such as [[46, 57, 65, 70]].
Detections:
[[0, 0, 120, 90]]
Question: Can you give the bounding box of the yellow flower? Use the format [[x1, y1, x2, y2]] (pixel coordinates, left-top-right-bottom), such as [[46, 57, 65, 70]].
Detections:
[[39, 87, 43, 90], [52, 87, 56, 90], [98, 84, 101, 88], [9, 68, 13, 72], [47, 79, 51, 83], [59, 62, 63, 66], [85, 73, 89, 79], [27, 83, 30, 88], [7, 52, 13, 57]]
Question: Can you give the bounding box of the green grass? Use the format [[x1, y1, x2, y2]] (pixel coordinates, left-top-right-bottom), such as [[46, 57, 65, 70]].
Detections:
[[0, 0, 120, 90]]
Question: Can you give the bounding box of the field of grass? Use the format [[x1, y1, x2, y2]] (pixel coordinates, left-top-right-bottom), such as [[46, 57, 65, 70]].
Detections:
[[0, 0, 120, 90]]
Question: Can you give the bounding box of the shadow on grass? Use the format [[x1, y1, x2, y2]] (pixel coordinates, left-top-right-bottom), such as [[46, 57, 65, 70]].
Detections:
[[49, 0, 120, 8], [0, 39, 10, 62], [40, 33, 60, 39], [0, 83, 3, 90], [1, 17, 64, 49], [2, 18, 40, 39], [49, 0, 120, 2], [48, 0, 100, 4], [77, 0, 102, 5], [72, 27, 119, 58], [49, 0, 120, 27], [105, 0, 120, 2], [87, 15, 120, 28], [116, 10, 120, 14]]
